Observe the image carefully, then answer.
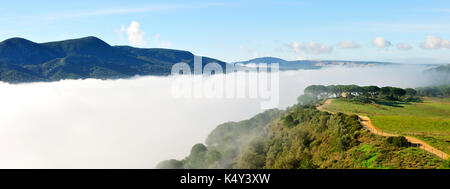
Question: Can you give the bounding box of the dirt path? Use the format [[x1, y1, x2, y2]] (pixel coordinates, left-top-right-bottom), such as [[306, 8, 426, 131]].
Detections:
[[316, 99, 332, 111], [317, 99, 448, 160]]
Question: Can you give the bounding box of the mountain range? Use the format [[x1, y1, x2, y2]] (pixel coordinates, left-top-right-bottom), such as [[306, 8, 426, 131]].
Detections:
[[233, 57, 395, 70], [0, 36, 436, 83], [0, 36, 226, 83]]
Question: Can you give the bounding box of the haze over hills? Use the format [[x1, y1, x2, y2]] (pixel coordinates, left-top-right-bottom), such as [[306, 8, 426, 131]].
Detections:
[[0, 36, 227, 83], [424, 64, 450, 85], [233, 57, 398, 70]]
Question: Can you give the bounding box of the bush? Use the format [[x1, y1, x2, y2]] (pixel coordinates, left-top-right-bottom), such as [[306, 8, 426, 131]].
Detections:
[[386, 136, 410, 147], [184, 143, 208, 168], [441, 159, 450, 169], [405, 97, 422, 102], [155, 159, 184, 169]]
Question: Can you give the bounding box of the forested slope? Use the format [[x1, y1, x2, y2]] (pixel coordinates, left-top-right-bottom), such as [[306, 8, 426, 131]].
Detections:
[[158, 104, 449, 169]]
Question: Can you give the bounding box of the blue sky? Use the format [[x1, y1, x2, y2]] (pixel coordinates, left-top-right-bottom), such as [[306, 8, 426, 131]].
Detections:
[[1, 0, 450, 63]]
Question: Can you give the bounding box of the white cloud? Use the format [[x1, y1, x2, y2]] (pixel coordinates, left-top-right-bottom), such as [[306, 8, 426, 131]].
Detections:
[[420, 36, 450, 49], [396, 42, 412, 51], [290, 41, 333, 54], [338, 41, 360, 49], [372, 37, 392, 48], [126, 21, 145, 45]]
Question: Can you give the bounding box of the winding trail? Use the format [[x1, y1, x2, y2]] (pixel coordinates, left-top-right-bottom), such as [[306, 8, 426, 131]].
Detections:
[[317, 99, 448, 160]]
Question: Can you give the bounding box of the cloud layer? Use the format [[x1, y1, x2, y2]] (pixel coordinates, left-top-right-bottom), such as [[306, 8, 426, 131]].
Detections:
[[0, 65, 432, 168]]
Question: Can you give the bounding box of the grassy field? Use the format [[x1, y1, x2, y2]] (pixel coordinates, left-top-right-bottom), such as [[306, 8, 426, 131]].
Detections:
[[323, 97, 450, 154]]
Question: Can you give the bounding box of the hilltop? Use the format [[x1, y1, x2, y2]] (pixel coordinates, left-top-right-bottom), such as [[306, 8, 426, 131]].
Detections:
[[0, 36, 227, 83]]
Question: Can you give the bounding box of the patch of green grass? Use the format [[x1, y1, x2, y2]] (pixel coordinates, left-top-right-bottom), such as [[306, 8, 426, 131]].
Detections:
[[355, 144, 380, 168], [324, 97, 450, 155], [371, 116, 450, 136], [325, 97, 450, 118]]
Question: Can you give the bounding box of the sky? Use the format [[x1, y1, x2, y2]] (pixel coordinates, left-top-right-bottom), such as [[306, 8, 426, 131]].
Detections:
[[0, 0, 450, 63]]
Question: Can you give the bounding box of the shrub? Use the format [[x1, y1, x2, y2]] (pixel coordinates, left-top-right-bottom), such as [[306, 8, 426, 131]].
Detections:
[[155, 159, 184, 169], [386, 136, 410, 147], [441, 159, 450, 169], [405, 97, 422, 102], [184, 143, 208, 168]]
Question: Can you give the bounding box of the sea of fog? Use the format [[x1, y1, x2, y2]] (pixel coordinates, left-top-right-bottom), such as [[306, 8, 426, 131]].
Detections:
[[0, 65, 432, 168]]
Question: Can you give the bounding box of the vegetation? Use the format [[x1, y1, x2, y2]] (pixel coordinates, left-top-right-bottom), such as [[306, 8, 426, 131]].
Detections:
[[318, 83, 450, 155], [325, 97, 450, 154], [386, 136, 410, 147], [416, 85, 450, 97], [157, 109, 283, 169], [0, 36, 227, 83], [157, 84, 448, 169], [302, 84, 423, 102]]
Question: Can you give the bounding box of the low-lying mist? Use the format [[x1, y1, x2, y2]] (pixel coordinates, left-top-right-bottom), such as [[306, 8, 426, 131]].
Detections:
[[0, 64, 433, 168]]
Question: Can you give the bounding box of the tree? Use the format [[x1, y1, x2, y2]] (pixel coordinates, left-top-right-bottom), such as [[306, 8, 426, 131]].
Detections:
[[334, 85, 345, 97], [405, 88, 417, 96], [185, 143, 208, 168], [380, 86, 392, 97], [304, 85, 328, 99], [339, 85, 363, 98], [327, 85, 338, 98], [235, 139, 266, 169], [391, 87, 406, 99], [442, 85, 450, 96], [363, 86, 380, 98], [416, 87, 441, 97]]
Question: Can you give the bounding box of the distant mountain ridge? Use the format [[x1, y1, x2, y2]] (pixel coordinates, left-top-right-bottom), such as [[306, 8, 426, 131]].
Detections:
[[233, 57, 395, 70], [0, 37, 442, 83], [0, 36, 227, 83]]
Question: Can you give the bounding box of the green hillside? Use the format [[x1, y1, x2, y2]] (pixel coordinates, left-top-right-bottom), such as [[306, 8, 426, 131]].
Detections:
[[157, 84, 450, 169], [157, 97, 449, 169], [323, 97, 450, 154]]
